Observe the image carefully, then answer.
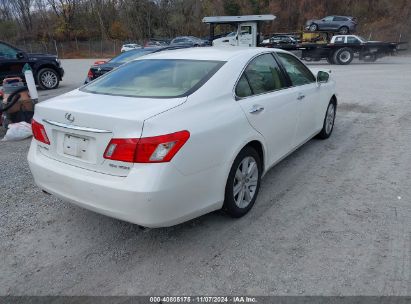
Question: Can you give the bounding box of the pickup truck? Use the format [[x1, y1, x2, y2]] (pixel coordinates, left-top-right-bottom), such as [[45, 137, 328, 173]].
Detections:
[[0, 40, 64, 89]]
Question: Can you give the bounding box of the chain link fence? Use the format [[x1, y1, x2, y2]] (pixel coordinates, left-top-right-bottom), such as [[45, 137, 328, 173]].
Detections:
[[11, 40, 131, 58]]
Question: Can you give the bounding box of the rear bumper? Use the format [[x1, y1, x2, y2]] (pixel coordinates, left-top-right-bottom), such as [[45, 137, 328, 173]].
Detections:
[[28, 141, 223, 227]]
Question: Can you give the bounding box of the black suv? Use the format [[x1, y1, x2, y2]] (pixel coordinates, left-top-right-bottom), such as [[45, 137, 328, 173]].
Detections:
[[0, 41, 64, 90]]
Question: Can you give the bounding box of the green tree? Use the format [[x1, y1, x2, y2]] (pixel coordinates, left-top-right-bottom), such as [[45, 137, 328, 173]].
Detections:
[[224, 0, 240, 15]]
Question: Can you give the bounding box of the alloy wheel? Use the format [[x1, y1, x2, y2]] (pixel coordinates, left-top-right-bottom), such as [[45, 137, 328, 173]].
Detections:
[[325, 103, 336, 134], [233, 156, 259, 209], [340, 27, 349, 34], [309, 24, 317, 31], [41, 71, 58, 89]]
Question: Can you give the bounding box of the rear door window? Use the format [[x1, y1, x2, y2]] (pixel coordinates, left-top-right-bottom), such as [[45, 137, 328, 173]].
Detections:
[[277, 53, 315, 86], [236, 53, 286, 97], [334, 17, 348, 21], [347, 36, 361, 44], [173, 38, 187, 43], [235, 75, 253, 98]]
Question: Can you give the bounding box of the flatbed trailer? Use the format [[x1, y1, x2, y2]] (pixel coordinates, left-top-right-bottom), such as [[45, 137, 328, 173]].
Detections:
[[300, 41, 406, 65], [267, 34, 408, 65]]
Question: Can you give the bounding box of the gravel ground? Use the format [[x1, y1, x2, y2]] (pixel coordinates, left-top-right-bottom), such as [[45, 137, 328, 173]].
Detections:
[[0, 56, 411, 296]]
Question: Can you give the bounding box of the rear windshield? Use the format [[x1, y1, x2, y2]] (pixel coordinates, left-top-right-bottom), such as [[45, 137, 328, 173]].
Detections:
[[110, 49, 154, 63], [82, 59, 224, 98]]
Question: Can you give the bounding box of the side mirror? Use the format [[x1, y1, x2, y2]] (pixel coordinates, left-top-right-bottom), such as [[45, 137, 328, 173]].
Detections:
[[317, 71, 330, 84], [16, 52, 25, 59]]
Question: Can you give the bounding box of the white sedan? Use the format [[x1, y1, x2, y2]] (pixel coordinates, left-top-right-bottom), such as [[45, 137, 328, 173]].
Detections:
[[28, 48, 337, 227], [120, 43, 141, 52]]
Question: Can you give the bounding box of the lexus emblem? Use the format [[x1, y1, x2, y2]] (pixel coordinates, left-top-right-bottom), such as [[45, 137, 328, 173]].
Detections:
[[65, 113, 75, 123]]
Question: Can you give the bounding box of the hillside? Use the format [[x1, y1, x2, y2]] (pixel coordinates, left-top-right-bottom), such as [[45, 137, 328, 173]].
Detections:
[[1, 0, 410, 44]]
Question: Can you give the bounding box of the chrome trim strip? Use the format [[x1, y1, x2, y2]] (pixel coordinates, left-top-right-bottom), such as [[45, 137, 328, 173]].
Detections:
[[42, 119, 111, 133]]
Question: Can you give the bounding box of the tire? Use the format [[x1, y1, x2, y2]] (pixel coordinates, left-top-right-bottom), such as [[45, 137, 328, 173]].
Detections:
[[339, 26, 349, 34], [333, 47, 354, 65], [326, 54, 335, 64], [37, 68, 60, 90], [309, 24, 318, 32], [317, 99, 337, 140], [223, 146, 262, 218]]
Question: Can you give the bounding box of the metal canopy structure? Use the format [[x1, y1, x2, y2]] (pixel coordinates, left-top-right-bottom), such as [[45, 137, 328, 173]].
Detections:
[[202, 15, 276, 24]]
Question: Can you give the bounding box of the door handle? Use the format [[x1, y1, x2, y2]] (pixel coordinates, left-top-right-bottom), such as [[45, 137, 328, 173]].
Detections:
[[297, 93, 306, 101], [249, 105, 264, 114]]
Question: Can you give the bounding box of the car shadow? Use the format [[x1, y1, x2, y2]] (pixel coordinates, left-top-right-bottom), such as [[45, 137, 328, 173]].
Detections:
[[70, 135, 331, 239]]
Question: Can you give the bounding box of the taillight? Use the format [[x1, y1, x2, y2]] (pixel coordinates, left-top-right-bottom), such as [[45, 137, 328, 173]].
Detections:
[[103, 138, 139, 163], [87, 69, 94, 79], [32, 119, 50, 145], [103, 131, 190, 163], [135, 131, 190, 163]]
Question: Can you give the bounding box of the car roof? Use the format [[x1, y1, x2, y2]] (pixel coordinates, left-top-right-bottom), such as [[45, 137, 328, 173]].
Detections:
[[137, 47, 287, 61], [127, 47, 159, 52], [332, 15, 352, 18]]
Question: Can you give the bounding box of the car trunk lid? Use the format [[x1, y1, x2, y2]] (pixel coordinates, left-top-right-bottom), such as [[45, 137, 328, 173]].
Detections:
[[90, 63, 120, 79], [35, 90, 186, 176]]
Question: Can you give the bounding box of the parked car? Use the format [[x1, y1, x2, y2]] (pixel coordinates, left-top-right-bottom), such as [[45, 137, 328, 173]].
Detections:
[[212, 29, 260, 47], [212, 32, 239, 47], [270, 35, 299, 45], [121, 43, 141, 52], [305, 16, 357, 34], [170, 36, 208, 47], [84, 46, 191, 83], [28, 48, 337, 228], [0, 40, 64, 90], [203, 32, 233, 44], [145, 40, 169, 47]]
